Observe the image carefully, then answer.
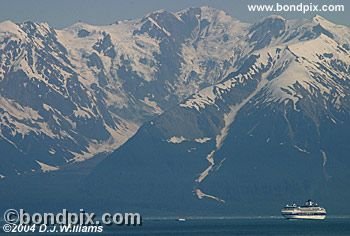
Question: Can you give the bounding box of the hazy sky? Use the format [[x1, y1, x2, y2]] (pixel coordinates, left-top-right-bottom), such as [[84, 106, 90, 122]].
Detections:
[[0, 0, 348, 28]]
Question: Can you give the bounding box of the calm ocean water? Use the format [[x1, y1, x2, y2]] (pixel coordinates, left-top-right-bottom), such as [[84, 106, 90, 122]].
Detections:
[[103, 217, 350, 236]]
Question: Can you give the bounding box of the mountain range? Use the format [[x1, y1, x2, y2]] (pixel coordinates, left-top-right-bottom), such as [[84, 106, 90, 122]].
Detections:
[[0, 7, 349, 215]]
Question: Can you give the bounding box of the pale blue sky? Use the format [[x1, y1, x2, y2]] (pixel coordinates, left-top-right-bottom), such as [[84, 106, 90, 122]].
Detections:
[[0, 0, 348, 28]]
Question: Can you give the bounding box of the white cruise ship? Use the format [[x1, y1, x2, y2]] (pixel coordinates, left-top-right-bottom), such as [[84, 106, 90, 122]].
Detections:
[[281, 200, 326, 220]]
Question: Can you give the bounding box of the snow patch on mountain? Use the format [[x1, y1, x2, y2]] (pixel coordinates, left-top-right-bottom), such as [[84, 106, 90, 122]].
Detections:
[[142, 97, 162, 114], [36, 160, 59, 172], [0, 20, 25, 40], [196, 150, 215, 183], [0, 97, 58, 139], [167, 136, 186, 144], [216, 78, 269, 149], [194, 188, 225, 203], [265, 59, 310, 107], [264, 35, 349, 107], [167, 136, 211, 144], [180, 86, 217, 111], [48, 148, 56, 155], [194, 137, 211, 143], [73, 121, 138, 162], [147, 17, 171, 36], [321, 150, 331, 180], [294, 145, 310, 154]]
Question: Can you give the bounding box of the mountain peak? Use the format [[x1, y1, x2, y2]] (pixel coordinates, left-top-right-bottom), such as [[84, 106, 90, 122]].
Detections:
[[199, 6, 233, 20], [0, 20, 19, 33], [178, 6, 221, 13], [0, 20, 26, 39], [198, 5, 224, 14], [251, 15, 286, 31], [145, 9, 172, 18], [176, 6, 233, 21], [312, 14, 334, 27], [313, 14, 327, 22], [65, 21, 95, 32], [262, 15, 286, 22]]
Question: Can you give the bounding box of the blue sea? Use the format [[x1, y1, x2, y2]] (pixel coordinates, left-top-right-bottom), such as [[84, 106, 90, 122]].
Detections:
[[103, 217, 350, 235]]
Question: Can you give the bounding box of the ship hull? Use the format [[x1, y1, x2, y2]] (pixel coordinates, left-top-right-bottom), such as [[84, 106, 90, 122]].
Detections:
[[282, 215, 326, 220]]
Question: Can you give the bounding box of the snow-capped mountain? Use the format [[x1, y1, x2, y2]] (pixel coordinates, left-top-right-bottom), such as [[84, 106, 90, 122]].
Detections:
[[87, 14, 350, 214], [0, 6, 349, 214], [0, 7, 247, 177]]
